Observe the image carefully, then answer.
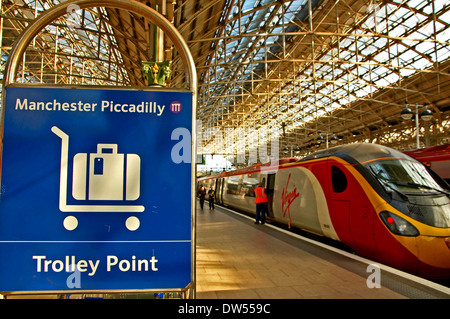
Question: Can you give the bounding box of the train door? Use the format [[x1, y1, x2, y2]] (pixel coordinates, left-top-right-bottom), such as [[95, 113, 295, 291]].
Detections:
[[328, 161, 375, 255], [214, 179, 220, 204], [214, 178, 224, 205], [266, 173, 275, 217], [326, 163, 351, 243]]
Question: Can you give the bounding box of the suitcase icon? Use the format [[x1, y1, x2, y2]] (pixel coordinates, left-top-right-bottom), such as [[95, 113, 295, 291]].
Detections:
[[52, 126, 145, 231], [72, 144, 141, 201]]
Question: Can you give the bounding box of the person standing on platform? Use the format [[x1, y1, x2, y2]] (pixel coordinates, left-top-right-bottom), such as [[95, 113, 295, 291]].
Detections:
[[208, 186, 215, 210], [197, 185, 206, 209], [254, 182, 268, 224]]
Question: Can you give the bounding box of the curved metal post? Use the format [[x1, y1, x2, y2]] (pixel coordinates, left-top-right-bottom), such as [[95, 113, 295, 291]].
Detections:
[[2, 0, 196, 90]]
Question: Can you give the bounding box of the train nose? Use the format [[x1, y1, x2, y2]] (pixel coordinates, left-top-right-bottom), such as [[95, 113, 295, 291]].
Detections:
[[417, 236, 450, 279]]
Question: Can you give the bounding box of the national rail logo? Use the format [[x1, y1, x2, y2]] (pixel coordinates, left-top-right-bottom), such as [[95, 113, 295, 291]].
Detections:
[[170, 101, 182, 113]]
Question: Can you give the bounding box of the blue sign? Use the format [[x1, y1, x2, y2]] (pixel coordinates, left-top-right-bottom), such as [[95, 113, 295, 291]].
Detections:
[[0, 86, 193, 292]]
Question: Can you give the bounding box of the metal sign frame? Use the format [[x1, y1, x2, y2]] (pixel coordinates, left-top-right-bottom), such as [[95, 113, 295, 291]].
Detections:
[[0, 0, 197, 298]]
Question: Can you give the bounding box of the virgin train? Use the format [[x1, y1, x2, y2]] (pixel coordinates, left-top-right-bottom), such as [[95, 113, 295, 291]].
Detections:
[[197, 143, 450, 279], [404, 144, 450, 184]]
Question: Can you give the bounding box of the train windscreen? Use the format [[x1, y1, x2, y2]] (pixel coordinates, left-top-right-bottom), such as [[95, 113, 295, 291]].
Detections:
[[364, 158, 446, 195], [363, 157, 450, 228]]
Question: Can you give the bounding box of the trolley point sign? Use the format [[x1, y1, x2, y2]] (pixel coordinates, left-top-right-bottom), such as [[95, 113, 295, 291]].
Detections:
[[0, 86, 193, 292]]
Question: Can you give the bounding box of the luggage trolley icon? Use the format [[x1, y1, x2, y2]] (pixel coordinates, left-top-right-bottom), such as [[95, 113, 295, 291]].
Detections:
[[52, 126, 145, 231]]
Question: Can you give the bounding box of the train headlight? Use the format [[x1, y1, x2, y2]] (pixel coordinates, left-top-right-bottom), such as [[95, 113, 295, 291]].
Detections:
[[379, 211, 420, 237]]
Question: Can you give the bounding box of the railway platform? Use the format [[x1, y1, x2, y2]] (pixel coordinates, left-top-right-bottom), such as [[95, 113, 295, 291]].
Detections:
[[195, 202, 450, 299]]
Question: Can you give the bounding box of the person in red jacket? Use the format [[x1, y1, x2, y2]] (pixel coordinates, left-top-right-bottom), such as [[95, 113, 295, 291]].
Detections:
[[254, 182, 268, 224]]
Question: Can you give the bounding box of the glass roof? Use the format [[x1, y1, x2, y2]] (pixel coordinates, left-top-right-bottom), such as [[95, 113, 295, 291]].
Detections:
[[196, 0, 449, 157], [1, 0, 448, 161], [200, 0, 449, 108]]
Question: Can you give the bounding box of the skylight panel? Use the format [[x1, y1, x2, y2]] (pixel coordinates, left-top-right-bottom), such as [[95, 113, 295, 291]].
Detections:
[[393, 6, 413, 22], [411, 25, 434, 39], [436, 24, 450, 42], [375, 66, 396, 81], [283, 11, 295, 22], [415, 41, 435, 55], [265, 35, 278, 45], [437, 11, 450, 23], [403, 14, 422, 31], [328, 101, 340, 110], [372, 37, 387, 50], [338, 50, 353, 62], [303, 104, 315, 114], [359, 44, 378, 56], [253, 50, 266, 61], [270, 26, 283, 35], [426, 0, 447, 13], [242, 0, 255, 13], [388, 24, 407, 37], [373, 51, 389, 63], [355, 85, 376, 98], [391, 42, 408, 56], [411, 57, 432, 70], [436, 47, 450, 62], [339, 37, 354, 49], [399, 68, 415, 77], [269, 14, 280, 27], [316, 109, 326, 117], [398, 49, 418, 64], [248, 19, 263, 32], [374, 77, 391, 87]]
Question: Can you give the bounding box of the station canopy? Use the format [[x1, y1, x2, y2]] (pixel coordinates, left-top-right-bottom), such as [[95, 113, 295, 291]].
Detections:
[[1, 0, 449, 168]]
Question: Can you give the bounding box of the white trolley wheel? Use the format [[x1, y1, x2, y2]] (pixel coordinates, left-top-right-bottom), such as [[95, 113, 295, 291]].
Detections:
[[63, 216, 78, 231], [126, 216, 140, 231]]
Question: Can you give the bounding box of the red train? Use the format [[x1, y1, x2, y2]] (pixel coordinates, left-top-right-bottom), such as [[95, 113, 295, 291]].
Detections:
[[198, 143, 450, 279], [404, 144, 450, 184]]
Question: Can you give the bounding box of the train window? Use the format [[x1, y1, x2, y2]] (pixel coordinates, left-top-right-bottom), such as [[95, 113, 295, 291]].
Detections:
[[226, 175, 241, 195], [243, 173, 259, 197], [331, 165, 347, 193]]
